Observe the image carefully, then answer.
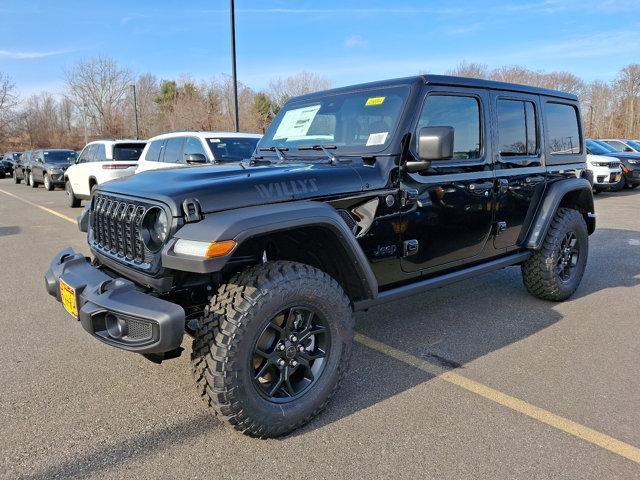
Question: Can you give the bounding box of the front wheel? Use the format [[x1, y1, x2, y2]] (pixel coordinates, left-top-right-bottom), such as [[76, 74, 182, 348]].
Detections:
[[65, 181, 81, 207], [192, 261, 354, 438], [44, 174, 53, 191], [29, 172, 37, 188], [13, 170, 21, 184], [521, 208, 588, 301]]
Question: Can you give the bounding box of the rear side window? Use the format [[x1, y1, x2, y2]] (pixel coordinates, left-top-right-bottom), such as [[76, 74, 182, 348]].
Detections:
[[496, 99, 538, 156], [94, 144, 107, 161], [545, 103, 581, 155], [113, 143, 145, 160], [162, 137, 185, 163], [144, 140, 164, 162], [416, 94, 481, 160]]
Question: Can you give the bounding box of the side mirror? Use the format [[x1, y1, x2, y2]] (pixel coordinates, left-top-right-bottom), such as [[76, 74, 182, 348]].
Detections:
[[185, 153, 207, 165], [406, 126, 454, 172]]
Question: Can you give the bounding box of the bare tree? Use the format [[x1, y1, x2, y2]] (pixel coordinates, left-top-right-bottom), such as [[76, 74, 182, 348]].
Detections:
[[268, 71, 332, 108], [614, 64, 640, 137], [446, 61, 491, 79], [0, 72, 19, 148], [66, 56, 134, 137]]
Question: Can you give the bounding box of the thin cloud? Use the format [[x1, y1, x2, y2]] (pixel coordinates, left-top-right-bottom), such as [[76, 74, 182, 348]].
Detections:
[[0, 49, 74, 60], [344, 34, 367, 49]]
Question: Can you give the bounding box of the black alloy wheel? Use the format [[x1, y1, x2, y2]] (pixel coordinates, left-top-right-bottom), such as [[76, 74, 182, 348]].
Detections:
[[556, 231, 580, 282], [252, 306, 330, 403]]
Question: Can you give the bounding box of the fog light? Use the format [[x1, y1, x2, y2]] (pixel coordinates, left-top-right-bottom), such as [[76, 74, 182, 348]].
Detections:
[[105, 314, 128, 339]]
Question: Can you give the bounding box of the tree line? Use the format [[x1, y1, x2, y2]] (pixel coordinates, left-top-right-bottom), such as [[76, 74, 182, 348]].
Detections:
[[0, 56, 331, 151], [1, 57, 639, 152]]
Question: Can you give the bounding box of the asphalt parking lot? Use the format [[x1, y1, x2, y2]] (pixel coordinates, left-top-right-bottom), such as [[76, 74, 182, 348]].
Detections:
[[0, 179, 639, 479]]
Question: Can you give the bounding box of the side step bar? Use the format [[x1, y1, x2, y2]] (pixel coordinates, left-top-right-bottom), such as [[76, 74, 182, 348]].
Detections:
[[353, 251, 531, 311]]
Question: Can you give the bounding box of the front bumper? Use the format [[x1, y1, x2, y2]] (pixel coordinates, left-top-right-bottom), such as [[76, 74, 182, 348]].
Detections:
[[44, 248, 185, 354]]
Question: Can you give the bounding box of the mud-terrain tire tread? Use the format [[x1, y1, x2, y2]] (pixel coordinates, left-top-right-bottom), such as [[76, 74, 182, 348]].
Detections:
[[66, 181, 81, 207], [521, 207, 588, 301], [191, 260, 353, 438]]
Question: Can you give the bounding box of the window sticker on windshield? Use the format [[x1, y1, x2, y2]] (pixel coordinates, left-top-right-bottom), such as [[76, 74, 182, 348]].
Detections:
[[208, 138, 221, 143], [366, 132, 388, 146], [365, 96, 385, 106], [273, 104, 321, 140]]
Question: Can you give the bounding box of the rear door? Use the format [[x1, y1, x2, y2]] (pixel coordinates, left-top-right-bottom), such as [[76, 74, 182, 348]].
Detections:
[[490, 92, 546, 250], [136, 139, 166, 173], [71, 144, 96, 196], [400, 86, 496, 273], [31, 150, 44, 182]]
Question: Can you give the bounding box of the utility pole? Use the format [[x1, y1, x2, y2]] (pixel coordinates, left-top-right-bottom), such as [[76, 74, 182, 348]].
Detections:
[[83, 103, 88, 145], [131, 84, 140, 140], [589, 105, 594, 137], [230, 0, 240, 132]]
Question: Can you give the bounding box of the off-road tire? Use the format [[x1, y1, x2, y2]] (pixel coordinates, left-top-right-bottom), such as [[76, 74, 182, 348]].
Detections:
[[522, 208, 588, 301], [29, 172, 37, 188], [65, 180, 81, 208], [24, 171, 30, 186], [13, 170, 21, 184], [191, 261, 354, 438], [44, 174, 54, 191]]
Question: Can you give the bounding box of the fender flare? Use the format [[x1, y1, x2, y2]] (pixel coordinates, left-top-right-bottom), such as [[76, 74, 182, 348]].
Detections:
[[524, 177, 595, 250], [161, 201, 379, 299]]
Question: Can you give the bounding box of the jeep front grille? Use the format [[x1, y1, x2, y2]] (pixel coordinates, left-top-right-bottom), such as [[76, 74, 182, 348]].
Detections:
[[91, 194, 156, 267]]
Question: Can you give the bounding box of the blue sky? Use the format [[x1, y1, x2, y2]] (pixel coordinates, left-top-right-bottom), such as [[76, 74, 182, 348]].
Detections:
[[1, 0, 639, 96]]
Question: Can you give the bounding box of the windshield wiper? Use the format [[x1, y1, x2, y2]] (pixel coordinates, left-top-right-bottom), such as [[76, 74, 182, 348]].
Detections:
[[297, 144, 340, 164], [257, 146, 289, 162]]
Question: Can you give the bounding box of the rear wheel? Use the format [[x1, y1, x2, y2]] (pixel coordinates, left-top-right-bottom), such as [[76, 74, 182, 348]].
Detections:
[[29, 172, 37, 188], [65, 180, 81, 208], [44, 174, 53, 191], [24, 171, 30, 186], [192, 261, 354, 438], [522, 208, 588, 301], [13, 169, 21, 184]]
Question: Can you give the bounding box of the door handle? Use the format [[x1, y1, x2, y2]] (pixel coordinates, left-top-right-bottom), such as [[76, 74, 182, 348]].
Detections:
[[525, 175, 545, 184], [468, 182, 494, 192]]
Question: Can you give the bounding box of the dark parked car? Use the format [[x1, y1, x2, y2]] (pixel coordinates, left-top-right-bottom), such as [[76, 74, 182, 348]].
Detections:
[[28, 149, 78, 190], [586, 139, 640, 190], [1, 152, 21, 177], [45, 75, 595, 437], [13, 150, 33, 184]]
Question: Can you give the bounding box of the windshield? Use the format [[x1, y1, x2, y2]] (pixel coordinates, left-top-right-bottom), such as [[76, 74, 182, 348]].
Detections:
[[625, 140, 640, 151], [259, 86, 410, 154], [587, 140, 616, 154], [113, 143, 145, 160], [585, 140, 612, 155], [206, 137, 260, 162], [44, 150, 77, 163]]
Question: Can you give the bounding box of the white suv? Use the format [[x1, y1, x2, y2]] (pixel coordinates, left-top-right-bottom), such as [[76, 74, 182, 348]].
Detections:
[[587, 154, 622, 193], [135, 131, 261, 173], [65, 140, 147, 207]]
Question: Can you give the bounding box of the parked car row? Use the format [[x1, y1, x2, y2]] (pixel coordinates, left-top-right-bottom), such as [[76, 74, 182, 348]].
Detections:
[[586, 138, 640, 192], [3, 131, 262, 207]]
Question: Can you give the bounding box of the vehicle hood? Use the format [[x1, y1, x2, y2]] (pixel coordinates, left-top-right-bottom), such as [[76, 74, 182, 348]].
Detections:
[[98, 161, 365, 216], [606, 151, 640, 161]]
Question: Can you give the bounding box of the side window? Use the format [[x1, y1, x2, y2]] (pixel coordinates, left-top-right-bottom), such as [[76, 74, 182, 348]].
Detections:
[[94, 144, 106, 162], [416, 94, 481, 160], [183, 137, 208, 161], [162, 137, 185, 163], [545, 102, 581, 155], [77, 146, 89, 163], [144, 140, 164, 162], [83, 145, 96, 163], [496, 99, 538, 156]]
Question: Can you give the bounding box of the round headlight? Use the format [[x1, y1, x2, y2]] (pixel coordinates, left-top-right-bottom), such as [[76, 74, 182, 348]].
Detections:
[[142, 207, 169, 252]]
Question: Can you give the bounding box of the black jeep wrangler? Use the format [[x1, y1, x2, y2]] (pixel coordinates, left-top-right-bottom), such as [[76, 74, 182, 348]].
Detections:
[[45, 75, 595, 437]]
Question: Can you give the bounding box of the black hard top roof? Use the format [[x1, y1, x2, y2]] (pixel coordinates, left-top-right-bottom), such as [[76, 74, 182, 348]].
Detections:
[[295, 74, 578, 102]]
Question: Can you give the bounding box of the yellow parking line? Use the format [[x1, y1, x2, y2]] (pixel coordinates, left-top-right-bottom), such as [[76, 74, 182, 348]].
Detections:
[[0, 188, 77, 225], [355, 333, 640, 464]]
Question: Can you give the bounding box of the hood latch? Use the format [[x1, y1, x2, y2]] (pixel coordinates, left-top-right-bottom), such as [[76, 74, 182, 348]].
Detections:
[[182, 198, 203, 223]]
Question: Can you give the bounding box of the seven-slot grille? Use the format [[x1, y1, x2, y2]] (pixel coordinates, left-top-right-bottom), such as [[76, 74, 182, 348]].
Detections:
[[91, 194, 152, 264]]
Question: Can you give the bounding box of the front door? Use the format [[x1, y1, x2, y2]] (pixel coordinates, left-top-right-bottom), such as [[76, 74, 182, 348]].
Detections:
[[401, 87, 495, 273], [490, 92, 545, 250]]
